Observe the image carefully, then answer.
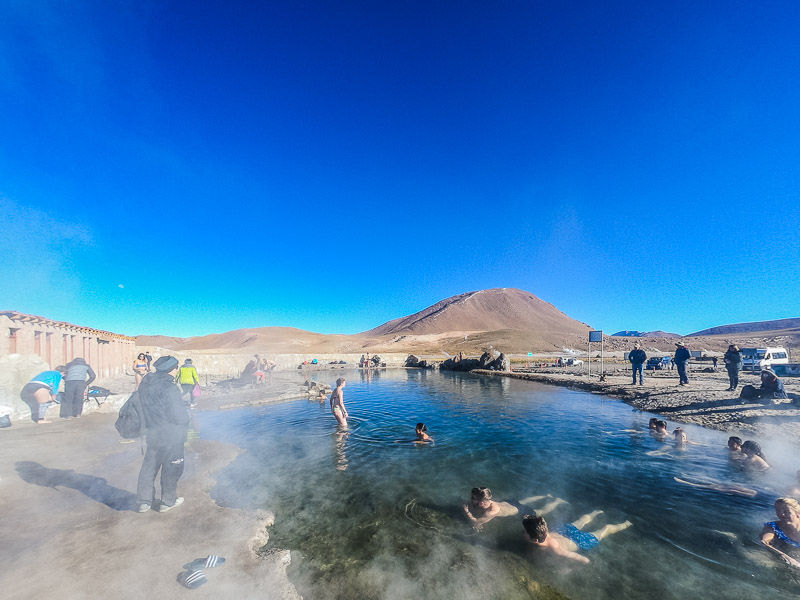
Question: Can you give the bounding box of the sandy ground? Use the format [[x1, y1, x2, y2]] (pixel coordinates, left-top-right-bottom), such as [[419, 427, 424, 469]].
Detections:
[[479, 365, 800, 441], [0, 408, 302, 600]]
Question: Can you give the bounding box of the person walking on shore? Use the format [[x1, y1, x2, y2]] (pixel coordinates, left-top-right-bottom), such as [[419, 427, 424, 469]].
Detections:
[[176, 358, 199, 407], [723, 344, 742, 391], [61, 357, 96, 418], [674, 341, 691, 385], [628, 343, 647, 385], [136, 356, 189, 513]]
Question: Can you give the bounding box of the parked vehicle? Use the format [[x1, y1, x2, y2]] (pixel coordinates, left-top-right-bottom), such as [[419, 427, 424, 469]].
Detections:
[[646, 356, 672, 370], [741, 347, 790, 371]]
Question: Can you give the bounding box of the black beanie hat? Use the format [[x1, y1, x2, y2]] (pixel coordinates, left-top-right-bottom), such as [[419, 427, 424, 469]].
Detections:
[[154, 356, 179, 372]]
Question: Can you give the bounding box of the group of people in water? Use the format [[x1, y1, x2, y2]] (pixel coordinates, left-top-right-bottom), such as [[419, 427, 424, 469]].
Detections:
[[323, 375, 800, 567]]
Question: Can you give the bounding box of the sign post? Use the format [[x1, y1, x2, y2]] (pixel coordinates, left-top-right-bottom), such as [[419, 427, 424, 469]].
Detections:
[[589, 331, 603, 378]]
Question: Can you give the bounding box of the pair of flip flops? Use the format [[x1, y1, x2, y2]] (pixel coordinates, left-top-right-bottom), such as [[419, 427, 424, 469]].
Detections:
[[178, 555, 226, 589]]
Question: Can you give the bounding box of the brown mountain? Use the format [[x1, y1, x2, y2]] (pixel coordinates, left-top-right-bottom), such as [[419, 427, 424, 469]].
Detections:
[[136, 288, 594, 354], [363, 288, 591, 337]]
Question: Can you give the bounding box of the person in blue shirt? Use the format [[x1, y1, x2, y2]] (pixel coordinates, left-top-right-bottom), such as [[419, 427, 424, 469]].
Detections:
[[20, 367, 66, 423]]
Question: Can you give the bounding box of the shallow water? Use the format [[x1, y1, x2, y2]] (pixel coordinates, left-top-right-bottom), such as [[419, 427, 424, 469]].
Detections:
[[195, 369, 800, 599]]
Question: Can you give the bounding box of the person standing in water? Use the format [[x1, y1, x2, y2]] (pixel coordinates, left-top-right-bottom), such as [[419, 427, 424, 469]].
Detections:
[[330, 377, 348, 427], [415, 422, 433, 443]]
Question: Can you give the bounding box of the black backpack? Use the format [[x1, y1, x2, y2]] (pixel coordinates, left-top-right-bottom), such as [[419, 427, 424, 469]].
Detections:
[[115, 391, 146, 439]]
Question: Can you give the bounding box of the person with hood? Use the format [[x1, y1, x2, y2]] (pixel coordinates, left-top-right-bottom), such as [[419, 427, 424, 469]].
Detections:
[[723, 344, 743, 391], [61, 357, 96, 419], [758, 368, 788, 400], [176, 358, 200, 407], [628, 343, 647, 385], [674, 341, 692, 385], [136, 356, 190, 513]]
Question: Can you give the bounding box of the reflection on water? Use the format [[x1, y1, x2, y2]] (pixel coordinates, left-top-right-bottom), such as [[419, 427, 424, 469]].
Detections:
[[196, 370, 800, 600]]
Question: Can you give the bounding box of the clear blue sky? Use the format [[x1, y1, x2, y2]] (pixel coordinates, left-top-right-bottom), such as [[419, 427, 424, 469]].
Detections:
[[1, 1, 798, 338]]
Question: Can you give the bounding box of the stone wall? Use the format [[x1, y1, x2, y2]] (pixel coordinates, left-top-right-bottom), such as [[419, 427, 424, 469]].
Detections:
[[132, 348, 411, 381]]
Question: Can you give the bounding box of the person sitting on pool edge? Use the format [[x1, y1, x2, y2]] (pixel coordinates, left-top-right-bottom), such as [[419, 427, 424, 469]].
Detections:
[[522, 511, 632, 564], [415, 422, 433, 443], [463, 487, 520, 531]]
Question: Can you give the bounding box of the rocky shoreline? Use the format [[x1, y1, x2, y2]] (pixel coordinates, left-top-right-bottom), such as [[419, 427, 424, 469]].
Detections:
[[475, 367, 800, 442]]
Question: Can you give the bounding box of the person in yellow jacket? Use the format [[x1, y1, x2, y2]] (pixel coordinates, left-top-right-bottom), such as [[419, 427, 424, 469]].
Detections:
[[175, 358, 199, 407]]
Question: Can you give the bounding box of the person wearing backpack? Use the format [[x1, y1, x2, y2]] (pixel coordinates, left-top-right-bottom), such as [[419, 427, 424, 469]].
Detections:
[[136, 356, 189, 513]]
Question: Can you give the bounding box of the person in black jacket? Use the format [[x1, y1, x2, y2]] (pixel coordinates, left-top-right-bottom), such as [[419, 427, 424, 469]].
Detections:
[[723, 344, 743, 391], [759, 368, 788, 401], [136, 356, 189, 513], [674, 342, 691, 385], [628, 343, 647, 385]]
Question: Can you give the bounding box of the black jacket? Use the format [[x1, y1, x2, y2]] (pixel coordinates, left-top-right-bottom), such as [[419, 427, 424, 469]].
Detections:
[[674, 347, 691, 364], [760, 376, 788, 399], [723, 350, 742, 370], [138, 371, 189, 446], [629, 349, 647, 365]]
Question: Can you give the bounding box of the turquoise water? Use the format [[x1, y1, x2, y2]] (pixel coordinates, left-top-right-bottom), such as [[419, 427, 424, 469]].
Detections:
[[195, 369, 800, 599]]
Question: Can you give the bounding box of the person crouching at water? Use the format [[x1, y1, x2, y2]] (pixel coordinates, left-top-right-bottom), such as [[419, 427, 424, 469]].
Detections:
[[741, 440, 769, 471], [761, 497, 800, 568], [415, 422, 432, 443], [522, 512, 632, 564], [463, 487, 520, 531], [19, 367, 66, 424], [330, 378, 348, 427]]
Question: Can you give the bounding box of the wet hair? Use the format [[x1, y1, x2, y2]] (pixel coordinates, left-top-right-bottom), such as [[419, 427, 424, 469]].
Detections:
[[137, 353, 146, 359], [776, 497, 800, 514], [648, 418, 659, 429], [655, 420, 668, 431], [523, 514, 548, 543], [471, 487, 492, 502], [335, 377, 346, 387], [416, 423, 427, 433], [673, 428, 687, 443], [742, 440, 767, 460], [727, 436, 743, 449]]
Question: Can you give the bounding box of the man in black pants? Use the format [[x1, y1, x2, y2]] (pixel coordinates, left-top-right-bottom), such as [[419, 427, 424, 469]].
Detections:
[[674, 341, 692, 386], [136, 356, 189, 513], [628, 343, 647, 385], [61, 357, 96, 418]]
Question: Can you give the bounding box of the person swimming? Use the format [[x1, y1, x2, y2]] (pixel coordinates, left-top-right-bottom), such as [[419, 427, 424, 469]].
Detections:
[[673, 427, 688, 447], [648, 417, 659, 430], [761, 497, 800, 568], [650, 420, 669, 441], [522, 511, 632, 564], [463, 487, 520, 531], [741, 440, 769, 471], [415, 422, 433, 443], [727, 436, 744, 459]]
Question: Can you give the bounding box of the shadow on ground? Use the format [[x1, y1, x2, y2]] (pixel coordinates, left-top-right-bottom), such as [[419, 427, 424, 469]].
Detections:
[[14, 461, 135, 511]]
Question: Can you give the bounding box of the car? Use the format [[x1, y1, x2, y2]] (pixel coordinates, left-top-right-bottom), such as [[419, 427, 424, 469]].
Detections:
[[646, 356, 672, 370]]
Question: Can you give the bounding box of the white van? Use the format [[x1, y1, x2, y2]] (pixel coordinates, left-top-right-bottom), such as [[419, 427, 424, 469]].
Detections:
[[741, 347, 790, 371]]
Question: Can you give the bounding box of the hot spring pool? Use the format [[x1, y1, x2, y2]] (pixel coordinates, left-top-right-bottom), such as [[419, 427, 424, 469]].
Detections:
[[193, 369, 800, 599]]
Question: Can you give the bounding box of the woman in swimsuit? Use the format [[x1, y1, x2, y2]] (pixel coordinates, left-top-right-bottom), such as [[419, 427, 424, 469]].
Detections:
[[132, 353, 148, 390], [741, 440, 770, 471], [761, 497, 800, 568], [330, 377, 348, 427]]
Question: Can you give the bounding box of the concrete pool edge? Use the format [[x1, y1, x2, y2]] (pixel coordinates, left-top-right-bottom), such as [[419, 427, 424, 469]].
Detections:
[[0, 413, 302, 600]]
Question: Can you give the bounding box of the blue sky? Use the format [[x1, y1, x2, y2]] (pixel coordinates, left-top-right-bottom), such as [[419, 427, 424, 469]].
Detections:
[[1, 0, 798, 338]]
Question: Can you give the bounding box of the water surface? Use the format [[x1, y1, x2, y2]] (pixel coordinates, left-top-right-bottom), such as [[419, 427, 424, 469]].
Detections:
[[195, 369, 800, 599]]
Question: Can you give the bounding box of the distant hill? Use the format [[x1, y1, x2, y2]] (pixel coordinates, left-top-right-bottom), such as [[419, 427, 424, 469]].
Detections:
[[688, 318, 800, 337], [136, 327, 359, 353], [363, 288, 591, 337], [611, 330, 680, 338]]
